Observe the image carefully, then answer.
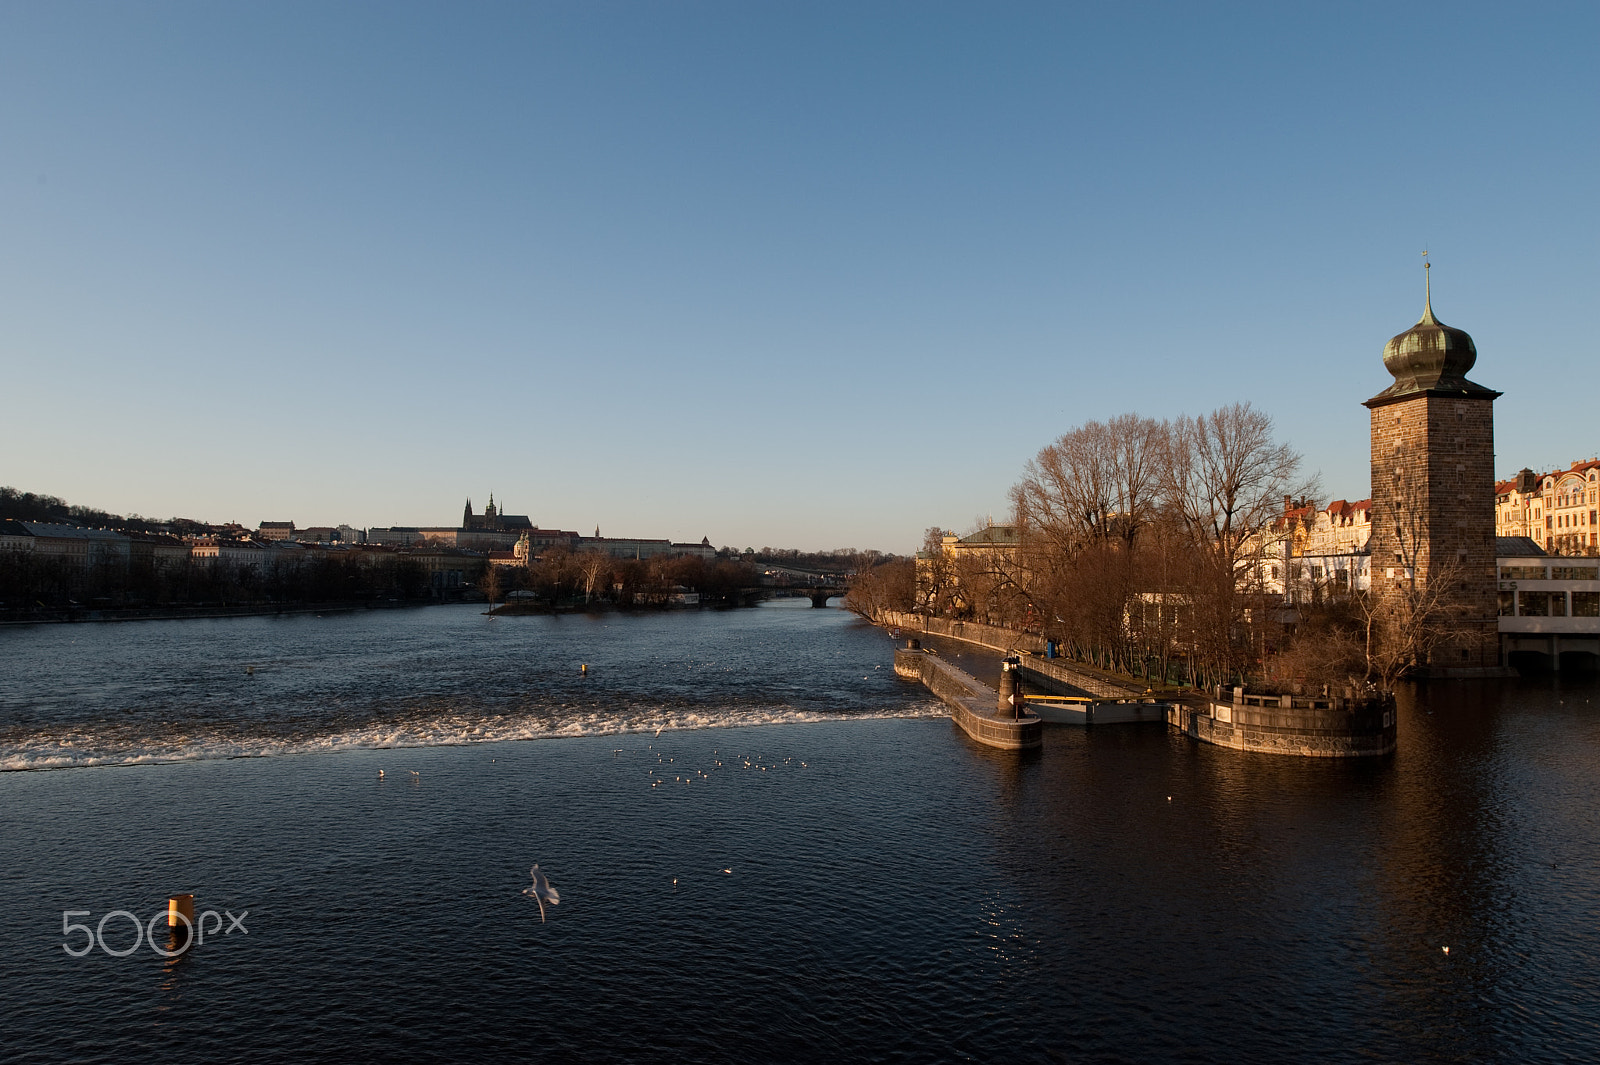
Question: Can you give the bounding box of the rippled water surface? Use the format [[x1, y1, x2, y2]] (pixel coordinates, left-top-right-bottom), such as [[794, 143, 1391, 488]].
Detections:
[[0, 602, 931, 770], [2, 603, 1598, 1063]]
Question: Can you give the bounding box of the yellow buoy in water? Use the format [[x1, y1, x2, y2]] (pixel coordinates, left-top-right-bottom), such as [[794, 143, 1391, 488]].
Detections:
[[580, 664, 588, 675], [168, 893, 195, 931]]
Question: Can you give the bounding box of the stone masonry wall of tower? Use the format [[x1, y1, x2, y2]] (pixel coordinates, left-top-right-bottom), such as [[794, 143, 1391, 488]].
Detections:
[[1368, 393, 1500, 669]]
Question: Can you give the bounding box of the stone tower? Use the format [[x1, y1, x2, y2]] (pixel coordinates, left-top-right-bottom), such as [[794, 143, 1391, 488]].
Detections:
[[1363, 265, 1502, 674]]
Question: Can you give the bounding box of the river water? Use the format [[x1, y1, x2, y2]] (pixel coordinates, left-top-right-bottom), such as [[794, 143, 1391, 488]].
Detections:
[[1, 602, 1597, 1063]]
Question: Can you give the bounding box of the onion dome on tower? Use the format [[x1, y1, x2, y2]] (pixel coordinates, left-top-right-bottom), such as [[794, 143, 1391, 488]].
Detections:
[[1366, 263, 1499, 406]]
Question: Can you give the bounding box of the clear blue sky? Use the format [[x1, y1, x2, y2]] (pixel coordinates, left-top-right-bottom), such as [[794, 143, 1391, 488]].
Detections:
[[3, 2, 1594, 553]]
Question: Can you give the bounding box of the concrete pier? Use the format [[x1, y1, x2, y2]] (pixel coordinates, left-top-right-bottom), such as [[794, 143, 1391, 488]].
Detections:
[[894, 647, 1041, 750]]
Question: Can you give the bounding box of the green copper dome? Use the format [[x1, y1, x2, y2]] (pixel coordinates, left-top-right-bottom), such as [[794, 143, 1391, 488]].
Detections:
[[1365, 271, 1498, 407], [1382, 299, 1478, 387]]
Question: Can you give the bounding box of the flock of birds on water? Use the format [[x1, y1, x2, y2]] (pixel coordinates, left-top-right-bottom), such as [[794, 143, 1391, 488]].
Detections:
[[369, 720, 809, 926], [634, 727, 810, 789]]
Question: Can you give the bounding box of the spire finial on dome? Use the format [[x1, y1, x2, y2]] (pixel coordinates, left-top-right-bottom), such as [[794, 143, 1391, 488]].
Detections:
[[1420, 250, 1435, 324]]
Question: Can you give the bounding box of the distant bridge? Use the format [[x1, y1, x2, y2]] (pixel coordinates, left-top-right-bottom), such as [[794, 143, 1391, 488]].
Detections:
[[799, 585, 848, 607], [737, 585, 849, 608]]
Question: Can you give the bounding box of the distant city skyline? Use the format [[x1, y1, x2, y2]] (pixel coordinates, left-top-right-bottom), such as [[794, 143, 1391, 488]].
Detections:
[[4, 3, 1595, 553]]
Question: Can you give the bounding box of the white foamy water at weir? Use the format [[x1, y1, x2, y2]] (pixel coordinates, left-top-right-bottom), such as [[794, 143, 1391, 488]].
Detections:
[[0, 600, 940, 772]]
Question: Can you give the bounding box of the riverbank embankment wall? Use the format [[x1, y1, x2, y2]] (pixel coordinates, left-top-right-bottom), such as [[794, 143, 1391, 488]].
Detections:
[[1167, 690, 1397, 757], [881, 611, 1138, 699], [894, 647, 1042, 750], [880, 611, 1041, 654]]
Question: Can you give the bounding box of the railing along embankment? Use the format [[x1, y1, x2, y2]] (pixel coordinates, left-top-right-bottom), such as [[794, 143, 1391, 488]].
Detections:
[[881, 611, 1139, 700], [1166, 687, 1396, 758], [881, 611, 1042, 655]]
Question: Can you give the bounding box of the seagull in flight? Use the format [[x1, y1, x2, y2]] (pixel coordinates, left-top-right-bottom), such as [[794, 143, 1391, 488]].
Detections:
[[522, 864, 560, 922]]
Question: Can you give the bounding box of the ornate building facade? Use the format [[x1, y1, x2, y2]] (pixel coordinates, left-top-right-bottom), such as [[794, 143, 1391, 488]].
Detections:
[[1496, 461, 1600, 555]]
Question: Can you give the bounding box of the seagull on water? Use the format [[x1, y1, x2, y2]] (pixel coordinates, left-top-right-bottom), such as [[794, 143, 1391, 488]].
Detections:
[[522, 865, 560, 922]]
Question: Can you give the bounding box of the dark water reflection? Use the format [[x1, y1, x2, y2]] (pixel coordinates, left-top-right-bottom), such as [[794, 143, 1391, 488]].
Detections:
[[1, 607, 1596, 1062]]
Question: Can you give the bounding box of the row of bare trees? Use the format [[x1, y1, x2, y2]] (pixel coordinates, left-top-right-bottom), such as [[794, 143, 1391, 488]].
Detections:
[[857, 404, 1312, 688], [1005, 403, 1311, 687], [0, 550, 438, 610], [487, 550, 757, 610]]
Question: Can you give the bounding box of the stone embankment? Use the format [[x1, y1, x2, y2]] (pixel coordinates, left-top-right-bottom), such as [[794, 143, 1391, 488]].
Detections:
[[880, 610, 1141, 699], [881, 611, 1041, 654], [1166, 687, 1396, 757], [894, 645, 1041, 750]]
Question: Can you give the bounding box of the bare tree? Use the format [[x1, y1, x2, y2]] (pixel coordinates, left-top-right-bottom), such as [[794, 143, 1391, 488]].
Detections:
[[844, 559, 916, 622], [919, 403, 1314, 689], [1262, 595, 1368, 695], [946, 543, 1031, 626], [1163, 403, 1310, 563], [915, 527, 960, 615], [1358, 477, 1475, 686], [1012, 414, 1168, 557], [1160, 403, 1313, 685], [1338, 556, 1471, 689], [579, 552, 610, 604], [1003, 414, 1172, 660]]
